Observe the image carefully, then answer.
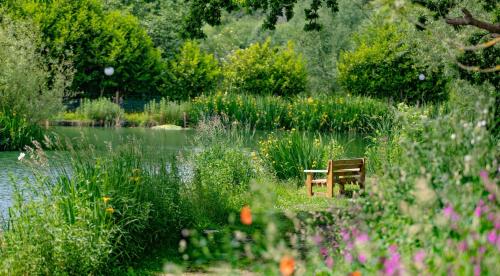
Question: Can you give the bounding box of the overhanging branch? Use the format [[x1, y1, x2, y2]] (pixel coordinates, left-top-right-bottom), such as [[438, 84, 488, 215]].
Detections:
[[446, 8, 500, 34]]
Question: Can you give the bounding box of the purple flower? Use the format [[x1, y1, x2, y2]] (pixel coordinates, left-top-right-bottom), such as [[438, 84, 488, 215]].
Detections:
[[325, 256, 334, 269], [474, 206, 482, 217], [341, 230, 350, 241], [478, 246, 486, 255], [389, 245, 398, 255], [313, 234, 323, 245], [487, 213, 495, 222], [458, 240, 468, 252], [320, 247, 329, 257], [487, 231, 497, 245], [358, 254, 367, 264]]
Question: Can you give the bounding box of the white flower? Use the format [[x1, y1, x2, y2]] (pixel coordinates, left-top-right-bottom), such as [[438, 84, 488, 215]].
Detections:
[[482, 109, 488, 114], [480, 120, 487, 127], [464, 155, 472, 162], [18, 152, 25, 161], [451, 134, 456, 140]]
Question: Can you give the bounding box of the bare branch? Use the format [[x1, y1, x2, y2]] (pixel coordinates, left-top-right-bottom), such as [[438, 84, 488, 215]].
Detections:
[[446, 8, 500, 34], [459, 37, 500, 51], [457, 63, 500, 73]]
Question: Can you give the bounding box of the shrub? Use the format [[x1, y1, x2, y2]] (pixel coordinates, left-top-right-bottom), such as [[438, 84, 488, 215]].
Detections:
[[223, 39, 307, 96], [76, 98, 124, 126], [165, 41, 221, 101], [0, 142, 185, 274], [259, 130, 344, 180], [191, 92, 393, 133], [337, 23, 449, 104], [143, 98, 191, 126]]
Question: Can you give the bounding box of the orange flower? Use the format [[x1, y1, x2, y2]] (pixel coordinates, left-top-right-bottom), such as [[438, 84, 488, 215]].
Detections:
[[105, 207, 115, 214], [350, 271, 362, 276], [240, 205, 252, 225], [279, 255, 295, 276]]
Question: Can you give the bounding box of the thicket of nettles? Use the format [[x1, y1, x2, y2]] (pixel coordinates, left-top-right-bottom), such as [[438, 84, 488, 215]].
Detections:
[[338, 22, 449, 104], [5, 0, 165, 98], [223, 39, 307, 96], [165, 41, 221, 101]]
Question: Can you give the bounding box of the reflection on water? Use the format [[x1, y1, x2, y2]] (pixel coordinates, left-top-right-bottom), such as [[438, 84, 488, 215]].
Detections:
[[0, 126, 368, 218]]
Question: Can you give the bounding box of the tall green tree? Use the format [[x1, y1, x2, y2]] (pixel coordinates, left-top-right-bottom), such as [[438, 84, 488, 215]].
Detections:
[[4, 0, 166, 98]]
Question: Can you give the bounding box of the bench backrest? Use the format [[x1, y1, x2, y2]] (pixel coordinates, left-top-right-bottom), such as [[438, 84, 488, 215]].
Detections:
[[330, 158, 365, 187]]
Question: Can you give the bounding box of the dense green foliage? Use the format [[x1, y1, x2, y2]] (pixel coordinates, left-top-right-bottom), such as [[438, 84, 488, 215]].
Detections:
[[0, 114, 45, 151], [259, 130, 344, 180], [338, 23, 449, 103], [223, 39, 307, 96], [4, 0, 165, 97], [192, 92, 393, 133], [76, 98, 124, 126], [166, 41, 221, 101], [142, 98, 190, 126]]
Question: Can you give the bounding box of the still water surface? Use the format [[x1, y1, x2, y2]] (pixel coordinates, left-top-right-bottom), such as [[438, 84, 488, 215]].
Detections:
[[0, 127, 367, 218]]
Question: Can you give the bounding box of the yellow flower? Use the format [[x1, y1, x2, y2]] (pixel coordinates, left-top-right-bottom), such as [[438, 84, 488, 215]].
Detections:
[[307, 97, 314, 104], [103, 197, 111, 204], [106, 207, 115, 214]]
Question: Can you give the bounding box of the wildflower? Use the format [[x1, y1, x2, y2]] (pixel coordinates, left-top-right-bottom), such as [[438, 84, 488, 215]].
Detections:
[[344, 252, 353, 263], [240, 205, 252, 225], [413, 250, 426, 268], [325, 256, 334, 269], [358, 254, 367, 264], [458, 240, 468, 252], [474, 265, 480, 276], [450, 134, 456, 140], [487, 230, 497, 245], [103, 197, 111, 204], [17, 152, 25, 161], [464, 155, 472, 162], [279, 255, 295, 276], [350, 271, 362, 276], [443, 204, 460, 222], [479, 170, 489, 183], [105, 207, 114, 214]]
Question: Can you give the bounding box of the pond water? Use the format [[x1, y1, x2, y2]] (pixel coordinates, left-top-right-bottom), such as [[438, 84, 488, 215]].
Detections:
[[0, 127, 368, 218]]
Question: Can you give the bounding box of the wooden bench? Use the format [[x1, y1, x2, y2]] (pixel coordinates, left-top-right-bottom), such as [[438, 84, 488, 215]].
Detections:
[[304, 158, 366, 197]]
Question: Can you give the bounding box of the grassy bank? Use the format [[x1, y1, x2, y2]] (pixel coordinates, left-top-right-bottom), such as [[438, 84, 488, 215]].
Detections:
[[53, 94, 393, 134]]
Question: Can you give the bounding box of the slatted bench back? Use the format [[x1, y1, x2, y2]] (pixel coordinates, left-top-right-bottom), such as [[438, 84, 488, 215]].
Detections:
[[332, 158, 365, 191]]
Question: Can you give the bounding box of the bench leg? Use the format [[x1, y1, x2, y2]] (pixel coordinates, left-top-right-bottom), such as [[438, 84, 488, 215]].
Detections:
[[327, 177, 333, 198], [306, 173, 313, 197]]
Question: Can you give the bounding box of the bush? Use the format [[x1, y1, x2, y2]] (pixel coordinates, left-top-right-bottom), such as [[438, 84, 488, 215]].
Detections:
[[0, 142, 185, 274], [259, 130, 344, 180], [76, 98, 124, 126], [223, 39, 307, 96], [338, 23, 449, 104], [191, 92, 393, 133], [165, 41, 221, 101], [143, 98, 191, 126]]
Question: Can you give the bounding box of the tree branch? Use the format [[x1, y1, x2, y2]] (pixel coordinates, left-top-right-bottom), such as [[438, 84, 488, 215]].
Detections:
[[446, 8, 500, 34]]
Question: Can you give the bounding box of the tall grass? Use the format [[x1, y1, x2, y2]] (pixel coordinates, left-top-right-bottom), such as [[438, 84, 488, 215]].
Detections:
[[143, 98, 190, 126], [191, 92, 393, 133], [259, 129, 344, 180], [0, 140, 188, 274], [0, 113, 45, 151], [76, 98, 124, 126]]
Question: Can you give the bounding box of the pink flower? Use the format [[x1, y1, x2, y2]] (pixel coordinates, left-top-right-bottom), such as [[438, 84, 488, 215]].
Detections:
[[474, 265, 480, 276], [487, 231, 497, 245], [474, 206, 482, 217], [413, 250, 426, 264], [478, 246, 486, 255], [358, 254, 367, 264], [356, 233, 369, 244], [313, 234, 323, 245], [325, 256, 334, 268], [344, 252, 353, 263], [383, 245, 402, 276], [320, 247, 329, 257], [458, 240, 468, 252], [488, 194, 495, 201], [479, 170, 489, 183], [443, 204, 460, 222], [341, 230, 350, 241]]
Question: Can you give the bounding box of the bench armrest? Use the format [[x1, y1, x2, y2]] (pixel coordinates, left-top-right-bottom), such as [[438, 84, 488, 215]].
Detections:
[[304, 170, 328, 173]]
